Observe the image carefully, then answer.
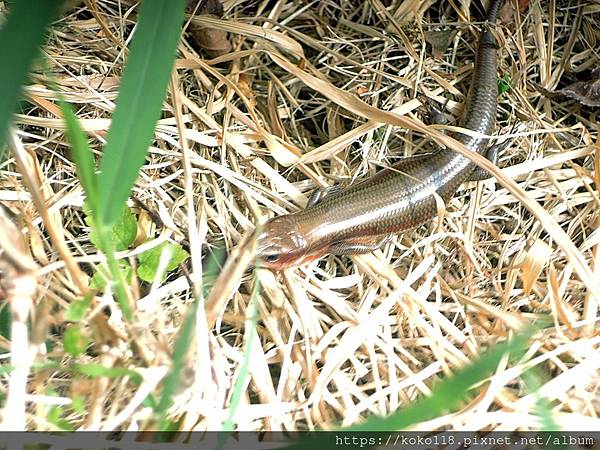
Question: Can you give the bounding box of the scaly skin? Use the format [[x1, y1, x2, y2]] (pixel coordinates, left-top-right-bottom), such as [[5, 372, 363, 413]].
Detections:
[[256, 0, 502, 270]]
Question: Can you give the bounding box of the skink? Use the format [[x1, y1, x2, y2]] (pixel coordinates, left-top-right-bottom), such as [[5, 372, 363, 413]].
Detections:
[[256, 0, 502, 270]]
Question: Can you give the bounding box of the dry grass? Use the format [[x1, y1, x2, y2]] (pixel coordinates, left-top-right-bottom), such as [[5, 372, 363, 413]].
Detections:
[[1, 0, 599, 432]]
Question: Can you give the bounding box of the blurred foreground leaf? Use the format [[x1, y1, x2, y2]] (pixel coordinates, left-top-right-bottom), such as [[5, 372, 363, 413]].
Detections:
[[0, 0, 63, 157]]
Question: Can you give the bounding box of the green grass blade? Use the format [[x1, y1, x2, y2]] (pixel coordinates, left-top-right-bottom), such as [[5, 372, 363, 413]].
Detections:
[[522, 367, 560, 432], [281, 329, 535, 449], [98, 0, 187, 227], [0, 0, 64, 157], [214, 279, 260, 450], [221, 278, 260, 432], [155, 298, 200, 417], [347, 332, 532, 431], [73, 363, 142, 385], [155, 247, 226, 426], [58, 100, 99, 212]]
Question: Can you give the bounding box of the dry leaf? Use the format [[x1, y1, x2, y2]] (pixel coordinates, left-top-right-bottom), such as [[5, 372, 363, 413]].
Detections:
[[539, 68, 600, 108], [521, 239, 553, 294], [559, 78, 600, 107], [190, 16, 305, 59], [237, 73, 256, 109], [424, 29, 457, 59], [548, 263, 579, 332], [188, 0, 232, 58]]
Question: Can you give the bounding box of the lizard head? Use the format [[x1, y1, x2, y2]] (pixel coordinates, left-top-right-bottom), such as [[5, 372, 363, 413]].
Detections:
[[255, 215, 323, 270]]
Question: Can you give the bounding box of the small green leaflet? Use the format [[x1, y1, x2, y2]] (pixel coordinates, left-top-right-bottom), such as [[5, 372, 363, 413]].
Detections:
[[86, 204, 137, 252], [73, 363, 142, 385], [63, 324, 90, 357], [137, 242, 189, 282], [498, 74, 511, 95], [64, 292, 94, 322], [90, 261, 133, 291], [48, 406, 75, 431]]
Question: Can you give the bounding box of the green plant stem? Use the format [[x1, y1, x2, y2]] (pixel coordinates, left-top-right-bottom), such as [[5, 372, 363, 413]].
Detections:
[[213, 279, 260, 450], [95, 223, 133, 321]]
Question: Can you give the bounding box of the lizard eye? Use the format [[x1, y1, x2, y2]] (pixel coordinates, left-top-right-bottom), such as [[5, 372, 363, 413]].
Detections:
[[265, 254, 280, 263]]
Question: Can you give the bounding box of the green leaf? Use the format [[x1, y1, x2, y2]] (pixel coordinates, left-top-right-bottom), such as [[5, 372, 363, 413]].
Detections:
[[64, 292, 94, 322], [82, 199, 93, 217], [83, 201, 136, 320], [73, 363, 142, 385], [88, 205, 137, 251], [63, 324, 89, 357], [58, 99, 99, 214], [98, 0, 188, 226], [45, 338, 55, 353], [48, 406, 74, 431], [34, 361, 60, 372], [0, 303, 11, 351], [89, 266, 108, 290], [70, 396, 86, 415], [0, 0, 64, 157], [143, 394, 158, 409], [85, 211, 134, 320], [90, 260, 133, 291], [45, 386, 59, 397], [202, 247, 227, 299], [111, 206, 138, 250], [0, 364, 14, 376], [137, 242, 189, 283], [498, 74, 511, 95]]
